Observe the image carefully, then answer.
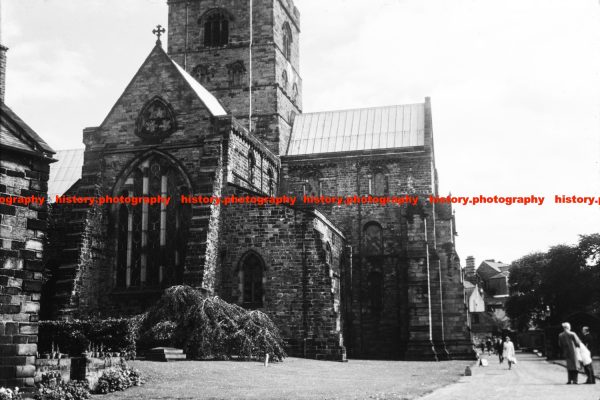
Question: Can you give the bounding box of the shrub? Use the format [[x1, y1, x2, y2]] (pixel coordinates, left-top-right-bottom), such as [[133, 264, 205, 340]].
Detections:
[[34, 371, 90, 400], [38, 318, 138, 358], [94, 365, 143, 394], [139, 285, 286, 361], [0, 387, 22, 400]]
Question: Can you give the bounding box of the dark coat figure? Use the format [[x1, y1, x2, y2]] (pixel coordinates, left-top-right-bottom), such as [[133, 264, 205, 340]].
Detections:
[[581, 327, 596, 384], [495, 338, 504, 363], [558, 322, 582, 384]]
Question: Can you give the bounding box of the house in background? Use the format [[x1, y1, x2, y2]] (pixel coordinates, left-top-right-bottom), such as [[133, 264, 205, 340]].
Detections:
[[463, 256, 512, 341]]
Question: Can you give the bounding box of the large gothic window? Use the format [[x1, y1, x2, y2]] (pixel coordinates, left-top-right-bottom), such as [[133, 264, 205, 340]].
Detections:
[[364, 222, 383, 255], [239, 253, 264, 309], [114, 154, 191, 289], [204, 12, 229, 47], [282, 22, 292, 60]]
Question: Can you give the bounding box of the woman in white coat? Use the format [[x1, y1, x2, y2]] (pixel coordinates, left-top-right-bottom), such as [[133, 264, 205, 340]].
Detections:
[[503, 336, 517, 370]]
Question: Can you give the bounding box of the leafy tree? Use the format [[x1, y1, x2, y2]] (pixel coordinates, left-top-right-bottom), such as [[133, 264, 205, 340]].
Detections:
[[506, 234, 600, 331]]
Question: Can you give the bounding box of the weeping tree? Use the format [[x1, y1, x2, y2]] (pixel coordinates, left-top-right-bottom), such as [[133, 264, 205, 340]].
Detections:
[[138, 285, 286, 361]]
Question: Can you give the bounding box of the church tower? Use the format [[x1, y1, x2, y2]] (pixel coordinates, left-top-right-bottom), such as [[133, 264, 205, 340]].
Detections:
[[167, 0, 302, 155]]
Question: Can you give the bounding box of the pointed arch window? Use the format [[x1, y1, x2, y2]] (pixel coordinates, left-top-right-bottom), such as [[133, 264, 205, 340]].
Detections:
[[239, 253, 264, 309], [282, 22, 292, 60], [204, 12, 229, 47], [114, 154, 191, 289]]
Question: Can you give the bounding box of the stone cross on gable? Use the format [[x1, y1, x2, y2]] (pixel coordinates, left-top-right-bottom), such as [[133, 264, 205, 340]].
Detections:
[[152, 24, 166, 44]]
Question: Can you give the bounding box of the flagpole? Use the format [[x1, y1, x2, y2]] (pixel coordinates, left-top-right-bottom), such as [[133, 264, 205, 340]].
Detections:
[[248, 0, 253, 133]]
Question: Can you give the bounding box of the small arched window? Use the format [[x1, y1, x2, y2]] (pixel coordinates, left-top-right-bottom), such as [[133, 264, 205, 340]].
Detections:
[[292, 83, 298, 102], [371, 171, 388, 195], [204, 12, 229, 47], [240, 253, 264, 309], [227, 61, 246, 87], [303, 174, 322, 197], [282, 22, 292, 60], [248, 151, 256, 185], [192, 64, 211, 84], [364, 222, 383, 255], [368, 270, 384, 314], [267, 168, 274, 196], [281, 70, 288, 90]]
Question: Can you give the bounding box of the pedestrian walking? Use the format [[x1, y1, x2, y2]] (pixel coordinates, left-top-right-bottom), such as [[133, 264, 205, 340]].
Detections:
[[581, 326, 596, 384], [486, 337, 493, 355], [495, 337, 504, 363], [502, 336, 516, 370], [558, 322, 582, 384]]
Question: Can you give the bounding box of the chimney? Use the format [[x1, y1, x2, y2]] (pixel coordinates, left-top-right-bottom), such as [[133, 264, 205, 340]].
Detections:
[[465, 256, 476, 278], [0, 44, 7, 103]]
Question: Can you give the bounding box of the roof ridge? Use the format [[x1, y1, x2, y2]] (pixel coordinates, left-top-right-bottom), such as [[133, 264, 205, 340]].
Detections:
[[300, 102, 425, 116]]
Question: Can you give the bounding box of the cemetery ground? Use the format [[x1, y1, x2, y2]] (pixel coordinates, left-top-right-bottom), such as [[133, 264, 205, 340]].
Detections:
[[93, 357, 472, 399]]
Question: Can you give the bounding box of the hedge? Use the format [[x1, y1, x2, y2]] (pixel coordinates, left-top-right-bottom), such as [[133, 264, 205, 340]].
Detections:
[[38, 318, 140, 359]]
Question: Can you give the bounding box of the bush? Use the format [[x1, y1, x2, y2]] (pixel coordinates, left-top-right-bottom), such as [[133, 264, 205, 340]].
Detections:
[[34, 371, 90, 400], [139, 285, 286, 361], [38, 318, 139, 358], [0, 387, 22, 400], [94, 365, 143, 394]]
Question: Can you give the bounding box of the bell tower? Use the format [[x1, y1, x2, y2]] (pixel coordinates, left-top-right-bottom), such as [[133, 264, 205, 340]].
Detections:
[[167, 0, 302, 155]]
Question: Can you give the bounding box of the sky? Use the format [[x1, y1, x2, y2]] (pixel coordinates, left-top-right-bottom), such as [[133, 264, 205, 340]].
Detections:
[[2, 0, 600, 266]]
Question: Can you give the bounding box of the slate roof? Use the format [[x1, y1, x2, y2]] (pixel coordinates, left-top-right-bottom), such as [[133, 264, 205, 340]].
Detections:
[[48, 149, 84, 201], [286, 103, 425, 156], [0, 103, 55, 156]]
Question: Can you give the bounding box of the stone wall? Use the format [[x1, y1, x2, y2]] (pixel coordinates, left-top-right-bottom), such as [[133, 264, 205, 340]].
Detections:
[[167, 0, 302, 155], [219, 185, 346, 360], [0, 151, 51, 388]]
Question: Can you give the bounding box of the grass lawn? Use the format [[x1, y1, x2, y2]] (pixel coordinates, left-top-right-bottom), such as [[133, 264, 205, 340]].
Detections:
[[94, 357, 473, 400]]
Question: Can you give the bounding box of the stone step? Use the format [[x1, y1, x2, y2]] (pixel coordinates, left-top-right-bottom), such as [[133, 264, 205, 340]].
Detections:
[[146, 347, 187, 362]]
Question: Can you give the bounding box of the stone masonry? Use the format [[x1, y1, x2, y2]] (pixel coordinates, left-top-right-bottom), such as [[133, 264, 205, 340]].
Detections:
[[0, 54, 55, 390], [43, 0, 475, 362]]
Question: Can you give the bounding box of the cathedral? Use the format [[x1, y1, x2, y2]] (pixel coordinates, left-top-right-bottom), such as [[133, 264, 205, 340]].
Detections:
[[43, 0, 474, 361]]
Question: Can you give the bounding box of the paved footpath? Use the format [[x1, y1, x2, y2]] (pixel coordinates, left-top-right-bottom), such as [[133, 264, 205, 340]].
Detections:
[[420, 352, 599, 400]]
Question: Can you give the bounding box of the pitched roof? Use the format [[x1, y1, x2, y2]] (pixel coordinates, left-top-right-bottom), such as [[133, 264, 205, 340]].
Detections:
[[286, 103, 425, 156], [477, 260, 510, 280], [0, 103, 55, 156], [490, 271, 509, 280], [48, 149, 84, 201]]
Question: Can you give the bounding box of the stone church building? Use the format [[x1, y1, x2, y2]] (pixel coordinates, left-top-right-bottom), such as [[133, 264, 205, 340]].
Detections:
[[44, 0, 474, 361]]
